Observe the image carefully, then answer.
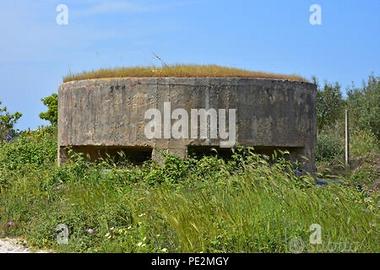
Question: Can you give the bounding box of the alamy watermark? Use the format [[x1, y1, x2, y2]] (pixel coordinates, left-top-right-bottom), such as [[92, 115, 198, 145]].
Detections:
[[309, 4, 322, 26], [56, 4, 69, 26], [144, 102, 237, 147], [287, 223, 359, 253], [55, 4, 321, 27], [56, 224, 69, 245]]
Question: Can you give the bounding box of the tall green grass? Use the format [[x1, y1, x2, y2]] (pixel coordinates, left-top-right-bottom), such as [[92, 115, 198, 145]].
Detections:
[[0, 127, 379, 252]]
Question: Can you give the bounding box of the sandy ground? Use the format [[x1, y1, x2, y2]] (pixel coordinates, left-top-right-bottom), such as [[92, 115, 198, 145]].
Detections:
[[0, 238, 49, 253]]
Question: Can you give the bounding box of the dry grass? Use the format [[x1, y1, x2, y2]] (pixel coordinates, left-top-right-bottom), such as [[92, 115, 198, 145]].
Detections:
[[63, 65, 307, 83]]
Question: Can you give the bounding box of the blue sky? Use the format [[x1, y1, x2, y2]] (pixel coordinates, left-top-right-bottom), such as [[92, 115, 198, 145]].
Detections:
[[0, 0, 379, 130]]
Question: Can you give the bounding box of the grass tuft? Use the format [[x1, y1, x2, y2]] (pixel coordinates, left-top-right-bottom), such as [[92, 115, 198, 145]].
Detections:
[[63, 65, 307, 83]]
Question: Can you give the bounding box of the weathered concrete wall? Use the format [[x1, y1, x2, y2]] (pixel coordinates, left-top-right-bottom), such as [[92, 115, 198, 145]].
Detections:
[[58, 77, 317, 171]]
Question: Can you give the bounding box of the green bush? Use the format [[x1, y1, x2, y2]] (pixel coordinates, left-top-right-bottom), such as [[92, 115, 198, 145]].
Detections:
[[347, 76, 380, 140], [0, 100, 22, 142], [351, 129, 379, 158], [0, 126, 56, 171], [39, 93, 58, 126], [349, 164, 378, 188], [316, 132, 344, 162]]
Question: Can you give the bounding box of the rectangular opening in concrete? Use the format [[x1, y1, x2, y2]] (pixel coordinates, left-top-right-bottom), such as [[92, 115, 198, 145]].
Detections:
[[187, 146, 234, 159], [187, 145, 305, 161], [60, 145, 153, 165]]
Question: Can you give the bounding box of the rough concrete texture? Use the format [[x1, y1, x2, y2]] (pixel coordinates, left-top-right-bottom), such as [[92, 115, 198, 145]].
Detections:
[[58, 77, 317, 172]]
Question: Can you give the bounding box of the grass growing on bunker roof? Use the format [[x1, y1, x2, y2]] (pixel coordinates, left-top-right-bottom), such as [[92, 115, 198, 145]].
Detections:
[[63, 65, 307, 83]]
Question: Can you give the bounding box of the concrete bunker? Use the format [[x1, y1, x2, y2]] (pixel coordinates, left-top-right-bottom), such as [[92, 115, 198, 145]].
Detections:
[[58, 77, 316, 172]]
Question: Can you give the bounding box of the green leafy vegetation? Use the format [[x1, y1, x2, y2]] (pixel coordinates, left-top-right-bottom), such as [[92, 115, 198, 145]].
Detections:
[[0, 127, 379, 253], [0, 100, 22, 142], [314, 76, 380, 204], [347, 76, 380, 141], [316, 131, 344, 163], [39, 94, 58, 126], [315, 78, 344, 131]]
